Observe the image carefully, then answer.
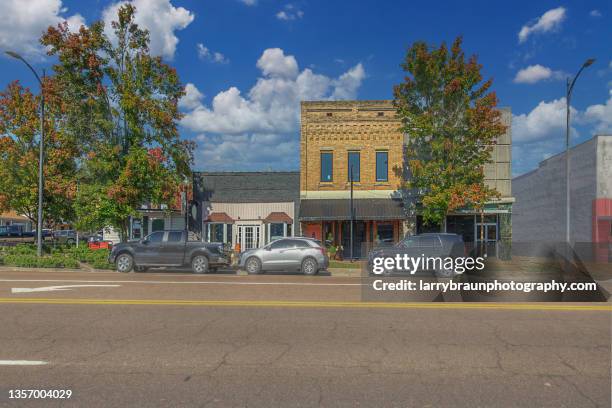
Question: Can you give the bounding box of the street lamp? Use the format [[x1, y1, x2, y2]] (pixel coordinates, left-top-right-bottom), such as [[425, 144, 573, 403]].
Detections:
[[565, 58, 595, 246], [6, 51, 46, 257]]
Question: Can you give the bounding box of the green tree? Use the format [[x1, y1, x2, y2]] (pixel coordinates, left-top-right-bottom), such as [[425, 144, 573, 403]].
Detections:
[[393, 36, 506, 250], [0, 81, 78, 226], [41, 4, 194, 240]]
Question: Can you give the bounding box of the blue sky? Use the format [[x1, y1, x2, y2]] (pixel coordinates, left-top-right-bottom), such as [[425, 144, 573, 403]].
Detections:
[[1, 0, 610, 176]]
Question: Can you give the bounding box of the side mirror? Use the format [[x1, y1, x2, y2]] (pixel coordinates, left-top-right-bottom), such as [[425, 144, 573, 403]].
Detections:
[[265, 246, 271, 251], [141, 239, 149, 245]]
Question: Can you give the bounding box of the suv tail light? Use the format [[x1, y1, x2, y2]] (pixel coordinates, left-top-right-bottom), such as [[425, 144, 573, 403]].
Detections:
[[319, 246, 326, 256]]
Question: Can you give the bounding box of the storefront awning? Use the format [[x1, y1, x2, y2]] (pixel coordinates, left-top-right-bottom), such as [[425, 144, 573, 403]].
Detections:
[[299, 199, 405, 221], [264, 212, 293, 223], [206, 212, 234, 223]]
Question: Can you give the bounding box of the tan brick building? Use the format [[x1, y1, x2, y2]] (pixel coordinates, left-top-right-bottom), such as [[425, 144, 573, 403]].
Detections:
[[298, 100, 514, 258]]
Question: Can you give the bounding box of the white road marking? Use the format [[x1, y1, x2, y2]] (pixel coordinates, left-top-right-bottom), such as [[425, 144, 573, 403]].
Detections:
[[1, 279, 363, 287], [0, 360, 48, 366], [11, 284, 121, 293]]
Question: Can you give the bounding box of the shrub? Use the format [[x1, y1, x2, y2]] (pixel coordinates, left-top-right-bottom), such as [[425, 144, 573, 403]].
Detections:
[[2, 254, 80, 269]]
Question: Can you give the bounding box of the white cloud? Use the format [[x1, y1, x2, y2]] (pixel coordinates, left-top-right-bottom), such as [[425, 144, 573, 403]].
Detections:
[[196, 43, 229, 64], [512, 98, 578, 143], [102, 0, 194, 60], [513, 92, 612, 174], [331, 63, 366, 99], [256, 48, 299, 79], [584, 90, 612, 134], [276, 4, 304, 21], [181, 48, 366, 170], [239, 0, 257, 5], [179, 83, 204, 110], [513, 64, 566, 84], [0, 0, 85, 58], [589, 9, 602, 17], [518, 7, 566, 43]]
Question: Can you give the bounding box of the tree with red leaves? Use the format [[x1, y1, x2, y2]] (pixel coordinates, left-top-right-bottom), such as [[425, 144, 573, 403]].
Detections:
[[40, 4, 194, 240], [394, 37, 506, 253]]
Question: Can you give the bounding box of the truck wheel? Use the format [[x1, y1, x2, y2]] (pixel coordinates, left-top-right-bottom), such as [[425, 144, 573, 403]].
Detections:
[[192, 255, 209, 274], [116, 254, 133, 273], [301, 257, 318, 275], [245, 257, 262, 274]]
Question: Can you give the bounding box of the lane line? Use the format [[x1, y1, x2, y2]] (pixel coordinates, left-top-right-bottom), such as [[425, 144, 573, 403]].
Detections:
[[0, 360, 48, 366], [0, 279, 363, 287], [0, 298, 609, 311]]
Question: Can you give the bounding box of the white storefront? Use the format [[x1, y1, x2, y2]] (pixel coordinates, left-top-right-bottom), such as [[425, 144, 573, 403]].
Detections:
[[203, 202, 295, 250]]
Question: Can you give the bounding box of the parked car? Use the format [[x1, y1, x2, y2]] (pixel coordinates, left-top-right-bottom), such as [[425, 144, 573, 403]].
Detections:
[[0, 225, 35, 242], [53, 229, 78, 244], [32, 229, 53, 239], [108, 230, 230, 273], [367, 233, 465, 277], [238, 237, 329, 275]]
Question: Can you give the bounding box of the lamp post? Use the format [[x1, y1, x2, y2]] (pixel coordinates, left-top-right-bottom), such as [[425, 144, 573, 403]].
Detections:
[[565, 58, 595, 246], [6, 51, 45, 257]]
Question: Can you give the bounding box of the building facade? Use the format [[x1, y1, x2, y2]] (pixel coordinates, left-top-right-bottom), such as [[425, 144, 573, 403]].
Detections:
[[193, 172, 300, 251], [299, 100, 406, 258], [0, 211, 32, 231], [513, 135, 612, 261], [299, 100, 514, 258]]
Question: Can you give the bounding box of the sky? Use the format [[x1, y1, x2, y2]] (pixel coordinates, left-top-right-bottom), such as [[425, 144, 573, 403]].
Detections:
[[0, 0, 610, 176]]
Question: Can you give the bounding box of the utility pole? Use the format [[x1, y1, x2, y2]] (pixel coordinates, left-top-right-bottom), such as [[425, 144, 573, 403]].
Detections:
[[6, 51, 45, 257], [565, 58, 595, 247], [349, 164, 354, 261]]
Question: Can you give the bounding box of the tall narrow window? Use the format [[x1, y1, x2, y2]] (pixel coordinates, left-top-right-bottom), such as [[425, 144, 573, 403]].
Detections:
[[376, 151, 388, 182], [320, 152, 333, 182], [348, 151, 360, 182]]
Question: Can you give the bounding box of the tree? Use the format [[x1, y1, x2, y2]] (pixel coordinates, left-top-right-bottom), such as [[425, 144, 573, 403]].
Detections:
[[0, 81, 78, 226], [41, 4, 194, 240], [393, 37, 506, 253]]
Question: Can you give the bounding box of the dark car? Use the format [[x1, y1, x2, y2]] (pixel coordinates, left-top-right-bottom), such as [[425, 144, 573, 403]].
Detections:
[[367, 233, 465, 277], [108, 230, 230, 274]]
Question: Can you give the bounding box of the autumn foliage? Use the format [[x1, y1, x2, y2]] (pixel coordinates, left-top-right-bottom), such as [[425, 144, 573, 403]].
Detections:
[[394, 36, 506, 226], [0, 4, 193, 239]]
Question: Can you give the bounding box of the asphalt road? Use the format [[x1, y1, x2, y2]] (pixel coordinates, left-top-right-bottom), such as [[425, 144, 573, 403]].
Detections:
[[0, 268, 610, 407]]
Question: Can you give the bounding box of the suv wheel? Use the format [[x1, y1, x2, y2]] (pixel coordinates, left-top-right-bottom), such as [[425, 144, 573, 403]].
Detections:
[[66, 238, 75, 245], [116, 254, 133, 273], [192, 255, 209, 274], [302, 257, 318, 275], [245, 257, 262, 274]]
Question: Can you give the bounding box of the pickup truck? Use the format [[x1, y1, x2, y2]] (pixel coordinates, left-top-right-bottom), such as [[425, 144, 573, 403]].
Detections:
[[108, 230, 230, 273]]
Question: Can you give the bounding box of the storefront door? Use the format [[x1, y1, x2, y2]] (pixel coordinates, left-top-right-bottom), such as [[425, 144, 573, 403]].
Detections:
[[237, 225, 261, 250], [476, 217, 498, 257]]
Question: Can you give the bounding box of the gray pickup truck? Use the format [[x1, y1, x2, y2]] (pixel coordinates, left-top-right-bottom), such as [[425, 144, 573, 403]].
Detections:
[[108, 230, 230, 273]]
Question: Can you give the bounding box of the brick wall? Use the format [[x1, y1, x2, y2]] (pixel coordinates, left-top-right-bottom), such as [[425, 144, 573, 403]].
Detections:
[[300, 100, 513, 200], [300, 100, 404, 194]]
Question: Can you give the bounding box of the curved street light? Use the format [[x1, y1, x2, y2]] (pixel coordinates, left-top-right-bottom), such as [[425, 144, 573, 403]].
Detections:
[[5, 50, 46, 257], [565, 58, 595, 246]]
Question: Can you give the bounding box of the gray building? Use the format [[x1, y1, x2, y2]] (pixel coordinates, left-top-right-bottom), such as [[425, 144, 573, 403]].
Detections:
[[512, 135, 612, 260], [193, 172, 300, 250]]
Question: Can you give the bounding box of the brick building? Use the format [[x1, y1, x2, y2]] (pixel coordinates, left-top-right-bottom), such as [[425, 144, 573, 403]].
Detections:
[[299, 100, 514, 258]]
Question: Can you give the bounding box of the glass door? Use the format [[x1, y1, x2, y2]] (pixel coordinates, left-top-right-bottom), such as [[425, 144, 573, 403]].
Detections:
[[475, 216, 498, 257], [237, 225, 261, 250]]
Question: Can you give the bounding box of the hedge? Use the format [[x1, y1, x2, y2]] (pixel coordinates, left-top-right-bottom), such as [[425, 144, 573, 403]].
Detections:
[[2, 254, 80, 269], [0, 244, 113, 269]]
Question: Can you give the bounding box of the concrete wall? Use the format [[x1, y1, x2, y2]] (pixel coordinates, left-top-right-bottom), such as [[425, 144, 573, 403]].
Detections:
[[512, 136, 606, 243], [597, 136, 612, 198]]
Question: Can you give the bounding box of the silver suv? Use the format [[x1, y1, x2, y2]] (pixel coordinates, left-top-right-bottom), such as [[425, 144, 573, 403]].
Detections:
[[239, 237, 329, 275]]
